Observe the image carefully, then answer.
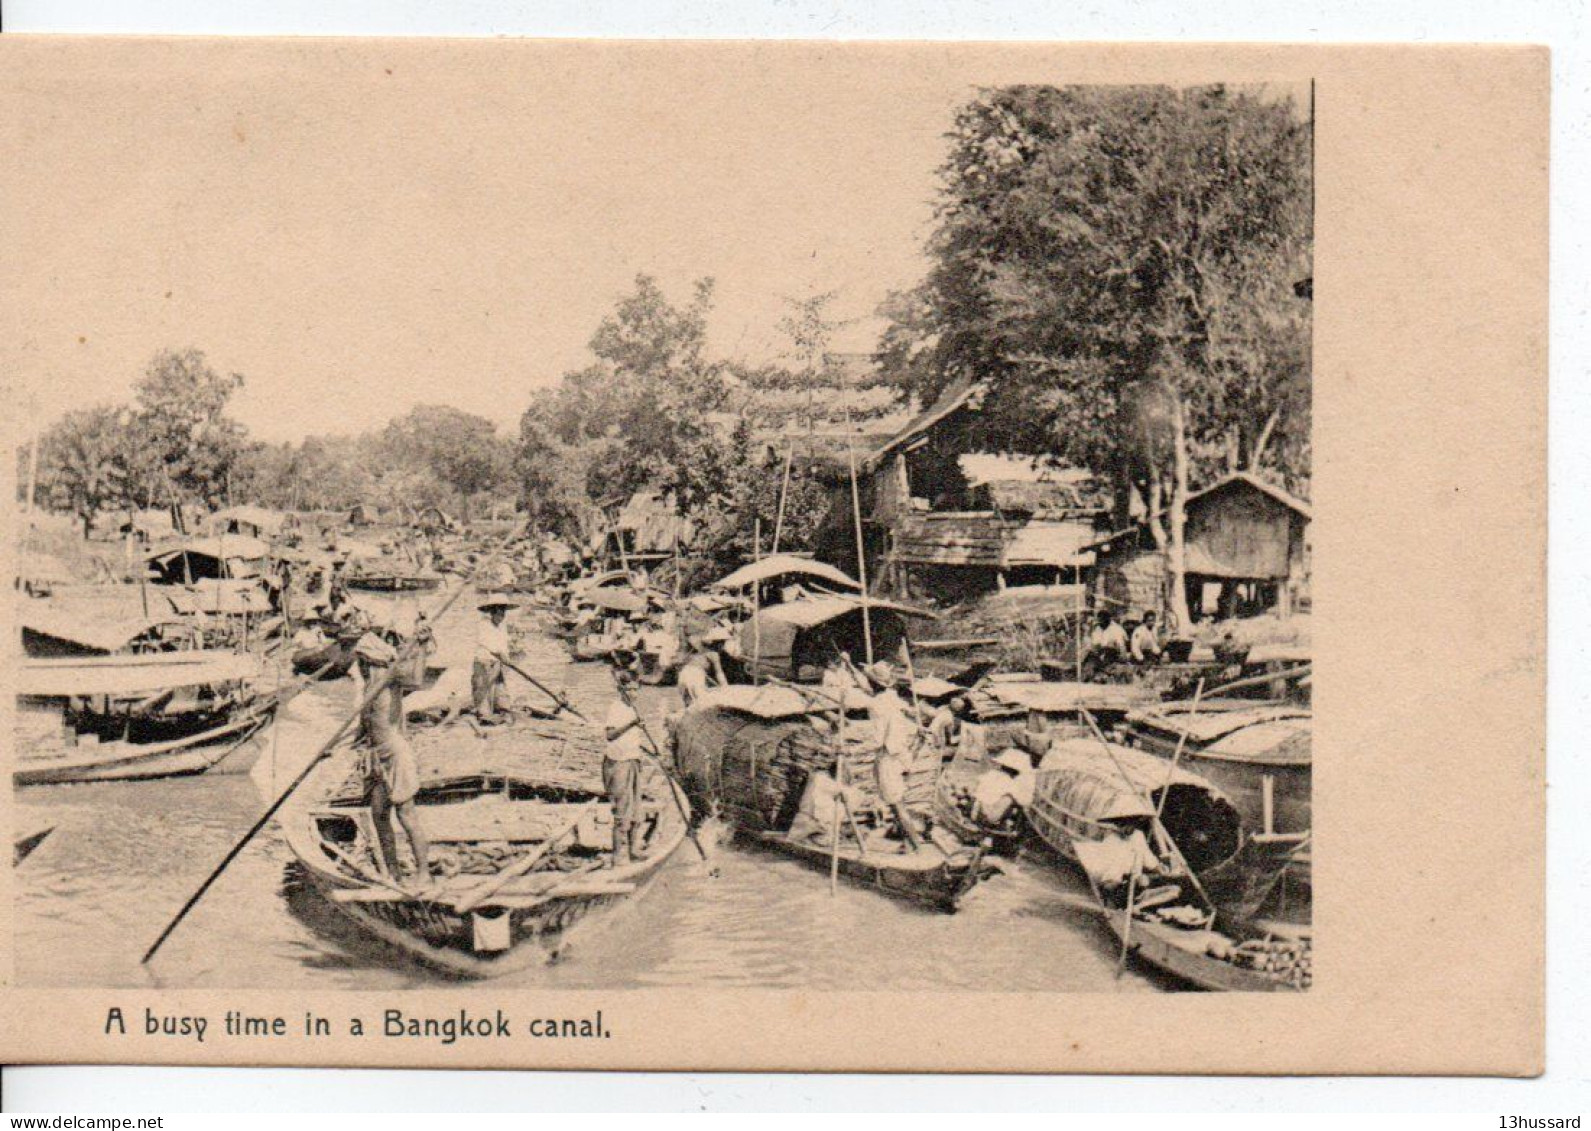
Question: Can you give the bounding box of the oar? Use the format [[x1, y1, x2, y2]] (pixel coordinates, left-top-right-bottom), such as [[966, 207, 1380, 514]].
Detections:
[[610, 676, 708, 862], [501, 659, 587, 722], [142, 541, 514, 965]]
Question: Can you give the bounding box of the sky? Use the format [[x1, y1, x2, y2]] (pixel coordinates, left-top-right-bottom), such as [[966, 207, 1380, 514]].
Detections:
[[1, 41, 1310, 443]]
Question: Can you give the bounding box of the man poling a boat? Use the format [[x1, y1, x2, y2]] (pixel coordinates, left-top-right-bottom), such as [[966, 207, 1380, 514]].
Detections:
[[472, 599, 515, 725], [861, 660, 926, 852], [603, 664, 651, 868], [353, 633, 431, 884]]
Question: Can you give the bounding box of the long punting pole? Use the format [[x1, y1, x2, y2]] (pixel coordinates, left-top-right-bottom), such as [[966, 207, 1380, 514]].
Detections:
[[141, 545, 508, 966], [846, 430, 873, 664], [770, 444, 794, 555]]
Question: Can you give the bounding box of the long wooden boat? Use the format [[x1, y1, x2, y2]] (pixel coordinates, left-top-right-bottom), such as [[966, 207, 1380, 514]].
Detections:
[[15, 701, 277, 785], [15, 649, 279, 786], [754, 827, 989, 912], [672, 685, 995, 911], [1096, 904, 1309, 992], [1027, 734, 1302, 924], [282, 725, 689, 978]]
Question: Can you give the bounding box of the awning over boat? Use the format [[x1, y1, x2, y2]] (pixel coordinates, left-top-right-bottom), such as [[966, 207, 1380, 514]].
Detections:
[[209, 505, 286, 536], [752, 594, 935, 630], [1127, 702, 1312, 745], [685, 684, 812, 720], [18, 649, 262, 697], [20, 609, 172, 656], [713, 555, 861, 593], [1036, 736, 1230, 822], [163, 579, 274, 615], [586, 588, 649, 614], [1201, 718, 1312, 766], [985, 680, 1152, 715]]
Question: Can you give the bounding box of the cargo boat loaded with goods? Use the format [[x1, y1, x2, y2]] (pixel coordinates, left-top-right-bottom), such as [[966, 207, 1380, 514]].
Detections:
[[282, 717, 690, 977], [671, 684, 996, 911]]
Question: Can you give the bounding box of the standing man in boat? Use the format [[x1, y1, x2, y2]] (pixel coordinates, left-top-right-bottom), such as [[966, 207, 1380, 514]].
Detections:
[[353, 633, 431, 883], [471, 599, 515, 725], [603, 665, 650, 866], [863, 661, 926, 852]]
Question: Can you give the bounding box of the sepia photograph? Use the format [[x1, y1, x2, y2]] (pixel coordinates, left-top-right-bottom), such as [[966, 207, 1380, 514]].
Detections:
[[0, 39, 1544, 1077]]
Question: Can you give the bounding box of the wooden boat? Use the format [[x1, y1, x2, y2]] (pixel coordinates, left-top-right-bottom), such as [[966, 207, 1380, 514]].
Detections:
[[753, 827, 990, 913], [1028, 734, 1302, 923], [672, 685, 995, 911], [1068, 837, 1309, 992], [346, 573, 443, 594], [282, 720, 689, 977], [15, 650, 280, 785], [1126, 701, 1311, 840], [16, 702, 277, 785], [1096, 903, 1308, 992]]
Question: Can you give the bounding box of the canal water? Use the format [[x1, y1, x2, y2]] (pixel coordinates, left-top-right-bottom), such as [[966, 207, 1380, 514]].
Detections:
[[12, 584, 1164, 992]]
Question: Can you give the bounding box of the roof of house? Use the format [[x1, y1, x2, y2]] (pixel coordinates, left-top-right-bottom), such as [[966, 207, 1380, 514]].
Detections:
[[1084, 472, 1312, 556], [869, 378, 984, 466], [1188, 472, 1312, 520]]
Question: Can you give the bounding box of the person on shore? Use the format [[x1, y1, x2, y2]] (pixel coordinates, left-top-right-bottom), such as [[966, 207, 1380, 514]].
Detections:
[[602, 666, 650, 867], [1130, 610, 1163, 664], [354, 633, 430, 883], [1084, 610, 1129, 678], [863, 661, 925, 852], [471, 599, 515, 724]]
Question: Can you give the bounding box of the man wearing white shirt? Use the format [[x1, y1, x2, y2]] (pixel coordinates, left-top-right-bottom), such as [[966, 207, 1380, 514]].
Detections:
[[472, 600, 515, 724], [603, 667, 650, 866]]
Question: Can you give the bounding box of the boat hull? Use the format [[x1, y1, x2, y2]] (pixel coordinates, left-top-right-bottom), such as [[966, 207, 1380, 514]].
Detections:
[[284, 753, 689, 978], [751, 831, 990, 913], [1101, 907, 1302, 992], [14, 708, 275, 785]]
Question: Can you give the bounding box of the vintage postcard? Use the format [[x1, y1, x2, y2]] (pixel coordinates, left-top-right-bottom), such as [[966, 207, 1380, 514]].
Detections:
[[0, 39, 1545, 1074]]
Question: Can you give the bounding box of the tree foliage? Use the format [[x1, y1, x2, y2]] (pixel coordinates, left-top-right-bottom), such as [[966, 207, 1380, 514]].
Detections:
[[879, 84, 1312, 499]]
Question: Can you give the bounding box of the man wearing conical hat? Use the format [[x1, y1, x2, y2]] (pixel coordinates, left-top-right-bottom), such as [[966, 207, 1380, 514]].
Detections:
[[472, 599, 516, 724]]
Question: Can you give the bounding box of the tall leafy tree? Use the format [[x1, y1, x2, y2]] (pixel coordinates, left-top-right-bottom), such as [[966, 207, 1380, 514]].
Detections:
[[133, 348, 249, 521], [37, 406, 131, 536], [879, 84, 1311, 626]]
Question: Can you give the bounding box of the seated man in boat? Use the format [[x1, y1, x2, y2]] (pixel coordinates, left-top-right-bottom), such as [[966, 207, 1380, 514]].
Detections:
[[970, 749, 1036, 832], [471, 599, 516, 724], [354, 634, 431, 883], [925, 694, 972, 752], [863, 661, 926, 852], [676, 646, 717, 708], [786, 760, 863, 844], [602, 666, 651, 866], [290, 610, 329, 653], [1130, 610, 1163, 664]]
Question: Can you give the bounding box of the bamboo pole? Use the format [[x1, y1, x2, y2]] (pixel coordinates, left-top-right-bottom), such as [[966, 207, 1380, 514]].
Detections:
[[141, 538, 515, 965], [751, 518, 762, 685], [771, 444, 794, 554], [846, 431, 873, 664]]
